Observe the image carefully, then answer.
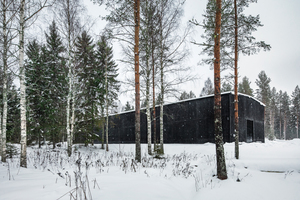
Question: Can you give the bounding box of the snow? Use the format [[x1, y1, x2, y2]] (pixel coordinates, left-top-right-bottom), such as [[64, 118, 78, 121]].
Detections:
[[1, 139, 300, 200]]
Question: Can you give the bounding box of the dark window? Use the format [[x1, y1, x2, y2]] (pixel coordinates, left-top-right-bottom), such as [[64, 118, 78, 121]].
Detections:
[[247, 120, 254, 142]]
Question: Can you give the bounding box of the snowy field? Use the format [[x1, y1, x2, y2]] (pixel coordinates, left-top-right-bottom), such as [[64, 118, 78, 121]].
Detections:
[[0, 139, 300, 200]]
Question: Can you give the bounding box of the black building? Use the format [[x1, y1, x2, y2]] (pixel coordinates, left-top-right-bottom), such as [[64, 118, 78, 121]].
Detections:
[[105, 92, 265, 144]]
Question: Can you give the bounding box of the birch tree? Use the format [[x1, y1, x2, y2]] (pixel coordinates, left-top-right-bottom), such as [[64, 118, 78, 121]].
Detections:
[[95, 35, 119, 152], [1, 0, 18, 162], [53, 0, 85, 156], [156, 0, 192, 154], [19, 0, 53, 168]]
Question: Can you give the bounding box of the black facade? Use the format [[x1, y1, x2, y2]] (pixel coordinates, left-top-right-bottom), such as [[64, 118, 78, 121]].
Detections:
[[105, 92, 265, 144]]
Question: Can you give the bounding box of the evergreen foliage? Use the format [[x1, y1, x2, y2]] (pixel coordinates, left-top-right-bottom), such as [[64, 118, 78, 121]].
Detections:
[[200, 78, 214, 97], [75, 30, 98, 146], [221, 82, 233, 93], [238, 76, 254, 96], [124, 101, 134, 111], [255, 70, 271, 105], [179, 91, 196, 101]]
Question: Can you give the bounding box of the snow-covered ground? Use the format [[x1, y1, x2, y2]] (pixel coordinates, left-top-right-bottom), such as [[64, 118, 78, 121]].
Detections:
[[1, 139, 299, 200]]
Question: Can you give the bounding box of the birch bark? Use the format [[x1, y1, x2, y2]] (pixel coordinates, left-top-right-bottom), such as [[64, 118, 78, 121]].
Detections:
[[19, 0, 27, 168], [1, 0, 8, 162], [105, 51, 109, 152]]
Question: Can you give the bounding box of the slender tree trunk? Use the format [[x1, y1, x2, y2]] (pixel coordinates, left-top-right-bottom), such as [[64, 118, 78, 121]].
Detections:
[[146, 57, 152, 155], [101, 106, 105, 149], [159, 67, 164, 154], [159, 2, 164, 155], [214, 0, 227, 180], [19, 0, 27, 168], [0, 114, 2, 157], [1, 0, 8, 162], [152, 61, 157, 152], [66, 0, 73, 156], [283, 113, 286, 140], [134, 0, 141, 162], [297, 116, 299, 138], [146, 81, 152, 155], [279, 104, 282, 139], [71, 81, 75, 144], [105, 52, 109, 152], [270, 110, 275, 138], [234, 0, 239, 160], [151, 31, 157, 152]]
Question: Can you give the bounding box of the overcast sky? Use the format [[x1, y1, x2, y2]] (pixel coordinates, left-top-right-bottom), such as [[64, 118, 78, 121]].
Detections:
[[86, 0, 300, 102]]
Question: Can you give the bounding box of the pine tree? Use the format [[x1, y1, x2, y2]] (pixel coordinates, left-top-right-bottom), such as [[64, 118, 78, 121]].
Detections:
[[124, 101, 134, 111], [238, 76, 253, 96], [269, 87, 277, 140], [200, 78, 214, 97], [255, 70, 271, 135], [291, 86, 300, 138], [179, 91, 196, 100], [75, 30, 97, 146], [221, 82, 233, 93], [95, 35, 120, 151], [282, 92, 290, 140], [25, 40, 47, 147], [255, 71, 271, 105], [214, 0, 227, 180], [44, 21, 67, 148]]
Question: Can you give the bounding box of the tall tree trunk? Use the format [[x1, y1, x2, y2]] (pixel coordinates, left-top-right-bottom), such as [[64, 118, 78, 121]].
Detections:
[[297, 116, 299, 138], [19, 0, 27, 168], [159, 2, 164, 155], [105, 52, 109, 152], [270, 110, 275, 138], [214, 0, 227, 180], [151, 29, 157, 152], [234, 0, 239, 160], [0, 114, 2, 157], [283, 113, 286, 140], [159, 67, 164, 155], [134, 0, 141, 162], [101, 106, 105, 149], [146, 56, 152, 155], [1, 0, 8, 162], [66, 0, 73, 156], [71, 81, 75, 145], [146, 78, 152, 155], [279, 104, 282, 139]]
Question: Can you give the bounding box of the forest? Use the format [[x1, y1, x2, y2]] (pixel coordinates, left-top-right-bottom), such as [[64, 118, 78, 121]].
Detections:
[[0, 0, 299, 199], [0, 0, 299, 181]]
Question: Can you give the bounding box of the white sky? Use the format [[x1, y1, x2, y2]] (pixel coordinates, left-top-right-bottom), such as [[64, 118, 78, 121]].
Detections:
[[85, 0, 300, 103]]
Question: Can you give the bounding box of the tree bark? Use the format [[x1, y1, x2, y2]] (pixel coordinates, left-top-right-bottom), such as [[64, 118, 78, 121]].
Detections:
[[297, 116, 299, 138], [19, 0, 27, 168], [134, 0, 141, 162], [159, 64, 164, 154], [151, 27, 157, 152], [152, 58, 157, 152], [105, 51, 109, 152], [66, 0, 74, 157], [214, 0, 227, 180], [146, 75, 152, 155], [0, 114, 2, 158], [234, 0, 239, 160], [1, 0, 8, 162]]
